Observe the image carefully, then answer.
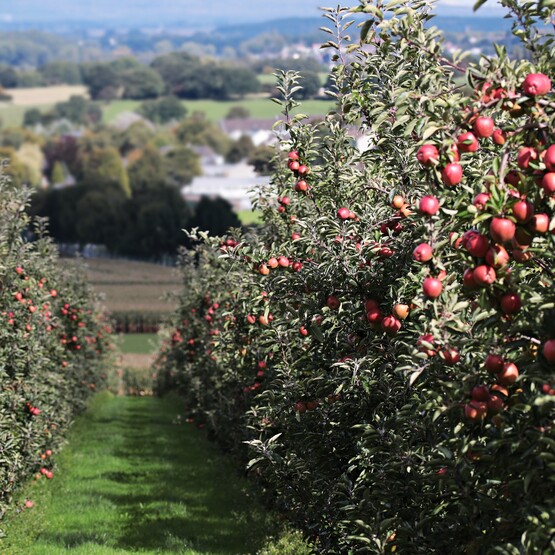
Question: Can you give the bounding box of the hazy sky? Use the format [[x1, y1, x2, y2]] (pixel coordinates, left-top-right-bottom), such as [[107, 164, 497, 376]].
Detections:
[[1, 0, 505, 25]]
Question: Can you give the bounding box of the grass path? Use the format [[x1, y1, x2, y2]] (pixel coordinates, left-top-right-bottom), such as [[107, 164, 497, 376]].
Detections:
[[2, 393, 274, 555]]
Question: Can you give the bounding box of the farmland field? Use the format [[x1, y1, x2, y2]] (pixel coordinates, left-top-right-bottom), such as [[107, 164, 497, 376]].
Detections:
[[71, 258, 181, 315], [5, 85, 88, 106]]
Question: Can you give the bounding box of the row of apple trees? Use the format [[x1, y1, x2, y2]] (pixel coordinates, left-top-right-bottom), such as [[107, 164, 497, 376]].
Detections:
[[0, 169, 113, 531], [155, 0, 554, 552]]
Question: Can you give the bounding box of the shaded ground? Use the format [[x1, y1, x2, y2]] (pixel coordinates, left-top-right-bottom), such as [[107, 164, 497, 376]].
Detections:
[[2, 394, 273, 555]]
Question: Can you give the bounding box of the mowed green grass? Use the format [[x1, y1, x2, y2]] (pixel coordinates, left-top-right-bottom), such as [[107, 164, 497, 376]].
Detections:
[[102, 97, 334, 124], [119, 333, 159, 355], [2, 393, 274, 555], [237, 209, 263, 226]]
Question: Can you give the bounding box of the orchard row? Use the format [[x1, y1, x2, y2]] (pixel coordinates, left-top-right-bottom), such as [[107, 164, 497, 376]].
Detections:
[[155, 2, 554, 553]]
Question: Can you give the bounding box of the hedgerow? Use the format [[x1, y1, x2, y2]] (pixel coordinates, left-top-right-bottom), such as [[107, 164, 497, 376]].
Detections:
[[0, 171, 113, 533], [155, 1, 554, 552]]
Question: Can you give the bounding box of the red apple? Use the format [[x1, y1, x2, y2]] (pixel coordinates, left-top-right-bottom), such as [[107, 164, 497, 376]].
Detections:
[[381, 315, 401, 335], [485, 245, 509, 268], [471, 385, 490, 402], [497, 362, 519, 386], [392, 303, 410, 320], [490, 217, 516, 243], [512, 199, 534, 223], [441, 163, 463, 186], [337, 207, 350, 220], [462, 230, 490, 257], [473, 265, 496, 285], [500, 292, 521, 315], [544, 145, 555, 171], [267, 257, 278, 269], [278, 256, 290, 268], [299, 326, 309, 337], [417, 144, 439, 166], [295, 180, 309, 192], [422, 277, 443, 299], [473, 192, 491, 210], [413, 243, 433, 262], [465, 401, 487, 422], [522, 73, 551, 96], [530, 213, 549, 233], [294, 401, 307, 414], [488, 395, 504, 414], [365, 299, 379, 312], [457, 131, 479, 153], [473, 116, 494, 138], [288, 160, 300, 172], [366, 308, 383, 324], [492, 129, 506, 145], [443, 347, 460, 365], [419, 196, 440, 216], [463, 268, 478, 289], [517, 147, 538, 170], [543, 339, 555, 363], [542, 173, 555, 194], [297, 165, 309, 176], [327, 295, 340, 310], [288, 150, 299, 161]]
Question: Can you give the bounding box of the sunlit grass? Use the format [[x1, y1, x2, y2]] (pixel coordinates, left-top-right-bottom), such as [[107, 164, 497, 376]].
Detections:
[[2, 393, 275, 555]]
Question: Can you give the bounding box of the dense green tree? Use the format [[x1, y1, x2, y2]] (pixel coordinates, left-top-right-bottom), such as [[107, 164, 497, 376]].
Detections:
[[81, 62, 121, 100], [0, 147, 34, 187], [128, 144, 166, 192], [138, 96, 187, 124], [53, 95, 101, 125], [81, 146, 131, 197], [0, 64, 18, 88], [121, 66, 164, 100], [225, 135, 254, 164], [39, 61, 82, 85], [225, 105, 251, 119], [118, 121, 156, 155], [175, 113, 231, 155], [23, 108, 43, 127], [163, 146, 202, 188], [248, 145, 275, 175], [189, 196, 241, 236], [292, 71, 321, 99]]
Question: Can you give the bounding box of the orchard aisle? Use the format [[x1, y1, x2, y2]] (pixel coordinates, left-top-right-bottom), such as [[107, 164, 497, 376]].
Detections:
[[2, 393, 273, 555]]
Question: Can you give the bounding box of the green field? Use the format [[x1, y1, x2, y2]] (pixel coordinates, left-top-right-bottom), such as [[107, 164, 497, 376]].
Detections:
[[2, 394, 274, 554], [103, 97, 334, 124], [237, 209, 263, 225]]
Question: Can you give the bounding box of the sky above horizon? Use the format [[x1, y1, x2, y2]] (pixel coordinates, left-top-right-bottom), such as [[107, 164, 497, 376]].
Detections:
[[0, 0, 505, 25]]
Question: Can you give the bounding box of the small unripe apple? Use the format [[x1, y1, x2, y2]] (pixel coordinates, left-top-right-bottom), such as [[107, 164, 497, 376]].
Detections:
[[490, 217, 516, 243], [542, 173, 555, 194], [522, 73, 551, 96], [416, 144, 439, 166], [497, 362, 519, 386], [413, 243, 433, 262], [457, 131, 479, 153], [393, 303, 410, 320], [512, 199, 534, 223], [530, 213, 549, 233], [473, 264, 496, 285], [500, 292, 521, 315], [543, 339, 555, 363], [422, 277, 442, 299], [441, 163, 463, 186], [419, 196, 440, 216], [473, 116, 494, 138]]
